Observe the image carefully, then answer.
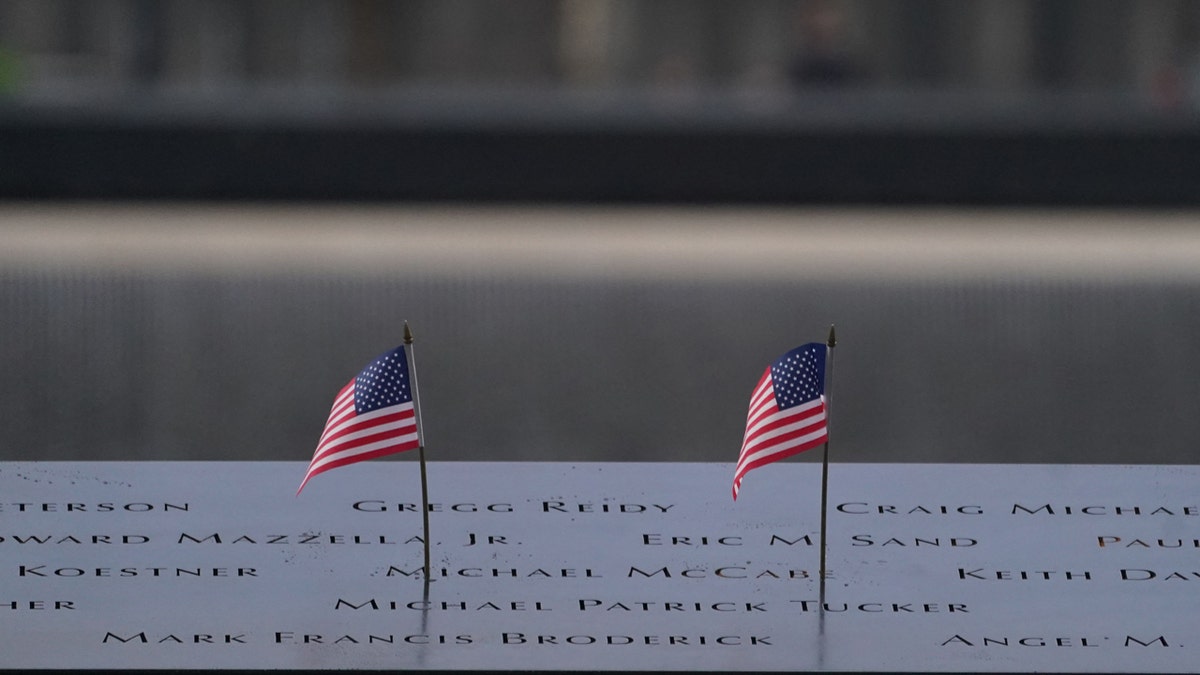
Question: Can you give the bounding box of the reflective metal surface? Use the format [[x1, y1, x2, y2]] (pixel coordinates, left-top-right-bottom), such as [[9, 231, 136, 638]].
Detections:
[[1, 461, 1197, 672]]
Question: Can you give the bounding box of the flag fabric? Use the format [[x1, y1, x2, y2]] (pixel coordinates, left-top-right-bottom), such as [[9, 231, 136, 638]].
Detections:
[[732, 342, 828, 500], [297, 345, 420, 494]]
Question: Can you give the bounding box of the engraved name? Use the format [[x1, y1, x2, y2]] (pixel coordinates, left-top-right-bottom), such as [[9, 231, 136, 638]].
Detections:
[[385, 567, 601, 579], [0, 503, 188, 513], [18, 565, 258, 578], [0, 535, 150, 544], [1098, 536, 1200, 549], [1011, 504, 1198, 516], [175, 533, 407, 545]]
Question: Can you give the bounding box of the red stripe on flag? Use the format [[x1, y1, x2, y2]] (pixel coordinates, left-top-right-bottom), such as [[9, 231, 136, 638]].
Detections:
[[297, 435, 419, 495], [739, 402, 826, 458], [732, 368, 827, 500], [313, 407, 416, 458], [297, 382, 420, 494]]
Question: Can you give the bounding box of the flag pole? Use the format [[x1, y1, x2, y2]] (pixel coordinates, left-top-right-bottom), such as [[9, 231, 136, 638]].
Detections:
[[819, 324, 836, 607], [403, 322, 432, 580]]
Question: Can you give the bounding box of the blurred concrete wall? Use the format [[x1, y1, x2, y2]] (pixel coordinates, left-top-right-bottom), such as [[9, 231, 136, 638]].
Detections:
[[3, 205, 1198, 465]]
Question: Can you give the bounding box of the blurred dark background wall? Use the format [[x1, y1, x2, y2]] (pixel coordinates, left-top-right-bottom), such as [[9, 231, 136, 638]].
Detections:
[[2, 0, 1199, 204], [5, 1, 1199, 96]]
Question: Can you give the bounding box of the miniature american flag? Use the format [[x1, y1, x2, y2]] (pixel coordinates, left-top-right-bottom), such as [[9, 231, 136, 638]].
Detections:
[[732, 342, 828, 500], [297, 345, 420, 494]]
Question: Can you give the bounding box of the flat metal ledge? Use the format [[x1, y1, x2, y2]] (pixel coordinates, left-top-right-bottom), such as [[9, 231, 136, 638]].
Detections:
[[2, 461, 1197, 673]]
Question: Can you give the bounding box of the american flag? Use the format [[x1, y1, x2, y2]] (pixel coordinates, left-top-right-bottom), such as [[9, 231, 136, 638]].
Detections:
[[732, 342, 828, 500], [297, 345, 421, 494]]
